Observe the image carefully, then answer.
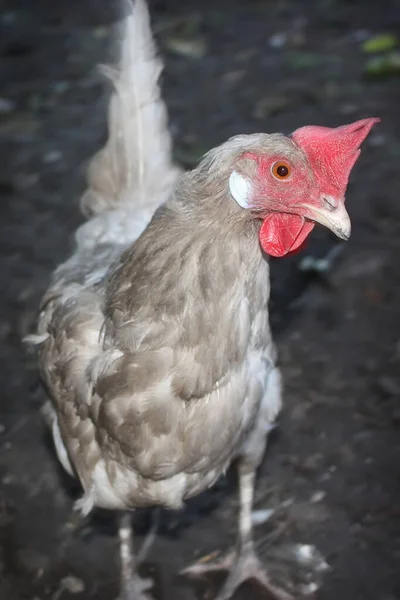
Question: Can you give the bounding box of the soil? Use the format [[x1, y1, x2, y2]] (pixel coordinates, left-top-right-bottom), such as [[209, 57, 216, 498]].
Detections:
[[1, 1, 400, 599]]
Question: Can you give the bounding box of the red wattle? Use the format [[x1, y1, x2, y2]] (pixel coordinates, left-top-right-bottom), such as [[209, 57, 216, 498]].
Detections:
[[259, 213, 315, 258]]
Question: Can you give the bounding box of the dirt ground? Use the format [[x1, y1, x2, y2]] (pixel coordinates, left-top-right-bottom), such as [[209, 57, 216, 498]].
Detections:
[[1, 0, 400, 599]]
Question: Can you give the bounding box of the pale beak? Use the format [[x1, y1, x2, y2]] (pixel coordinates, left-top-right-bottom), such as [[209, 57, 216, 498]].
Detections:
[[297, 198, 351, 240]]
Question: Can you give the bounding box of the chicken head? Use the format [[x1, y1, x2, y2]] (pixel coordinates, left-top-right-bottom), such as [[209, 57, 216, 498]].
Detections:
[[228, 117, 380, 257]]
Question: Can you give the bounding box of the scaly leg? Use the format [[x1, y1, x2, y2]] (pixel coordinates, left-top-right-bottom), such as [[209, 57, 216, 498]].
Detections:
[[117, 512, 154, 600], [182, 462, 293, 600]]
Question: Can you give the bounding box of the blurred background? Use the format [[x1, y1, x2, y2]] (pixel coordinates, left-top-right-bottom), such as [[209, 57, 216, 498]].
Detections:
[[1, 0, 400, 599]]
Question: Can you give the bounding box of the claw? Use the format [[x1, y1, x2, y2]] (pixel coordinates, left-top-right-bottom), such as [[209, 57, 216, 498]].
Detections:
[[182, 548, 294, 600]]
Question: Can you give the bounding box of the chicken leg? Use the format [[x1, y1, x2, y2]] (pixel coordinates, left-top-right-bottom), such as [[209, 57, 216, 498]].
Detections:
[[182, 462, 293, 600], [117, 512, 154, 600]]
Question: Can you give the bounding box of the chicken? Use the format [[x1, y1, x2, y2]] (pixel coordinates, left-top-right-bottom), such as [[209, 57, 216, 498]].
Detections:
[[27, 1, 379, 599]]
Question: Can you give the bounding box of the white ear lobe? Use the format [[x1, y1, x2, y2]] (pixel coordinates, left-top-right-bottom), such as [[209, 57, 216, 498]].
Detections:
[[229, 171, 252, 209]]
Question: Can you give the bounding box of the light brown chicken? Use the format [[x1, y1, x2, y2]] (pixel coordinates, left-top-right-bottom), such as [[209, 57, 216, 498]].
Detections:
[[27, 1, 379, 599]]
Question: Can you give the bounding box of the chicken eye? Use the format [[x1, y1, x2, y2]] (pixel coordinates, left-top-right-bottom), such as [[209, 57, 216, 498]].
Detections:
[[271, 161, 291, 180]]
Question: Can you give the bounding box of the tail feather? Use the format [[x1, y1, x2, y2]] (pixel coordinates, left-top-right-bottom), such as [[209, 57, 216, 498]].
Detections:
[[81, 0, 180, 217]]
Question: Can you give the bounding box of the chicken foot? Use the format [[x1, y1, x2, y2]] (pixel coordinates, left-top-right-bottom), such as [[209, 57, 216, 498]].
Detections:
[[116, 512, 155, 600], [182, 465, 293, 600]]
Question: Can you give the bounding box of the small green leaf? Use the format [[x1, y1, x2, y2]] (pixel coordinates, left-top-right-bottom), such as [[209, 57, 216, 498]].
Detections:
[[362, 33, 397, 54]]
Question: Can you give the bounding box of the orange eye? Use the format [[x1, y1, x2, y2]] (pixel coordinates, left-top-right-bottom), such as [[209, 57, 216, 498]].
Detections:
[[271, 161, 292, 180]]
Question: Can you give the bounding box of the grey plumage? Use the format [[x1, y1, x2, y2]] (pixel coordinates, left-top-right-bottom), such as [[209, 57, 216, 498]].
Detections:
[[33, 2, 285, 517]]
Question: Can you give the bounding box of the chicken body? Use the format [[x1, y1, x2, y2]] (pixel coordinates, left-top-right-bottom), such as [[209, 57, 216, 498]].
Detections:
[[39, 170, 280, 515]]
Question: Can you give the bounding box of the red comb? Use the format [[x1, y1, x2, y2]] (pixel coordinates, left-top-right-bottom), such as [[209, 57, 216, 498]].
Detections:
[[291, 118, 380, 191]]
